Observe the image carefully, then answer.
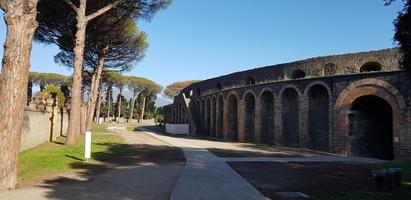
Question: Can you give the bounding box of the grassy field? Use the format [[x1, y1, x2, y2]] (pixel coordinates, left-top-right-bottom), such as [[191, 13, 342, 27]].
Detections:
[[18, 124, 133, 185]]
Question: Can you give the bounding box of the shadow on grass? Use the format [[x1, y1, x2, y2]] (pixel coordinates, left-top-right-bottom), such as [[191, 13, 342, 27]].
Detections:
[[52, 141, 65, 145], [65, 155, 85, 161], [39, 141, 185, 200]]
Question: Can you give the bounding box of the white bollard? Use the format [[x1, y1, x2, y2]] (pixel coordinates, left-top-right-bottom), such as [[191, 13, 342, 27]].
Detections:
[[85, 131, 91, 161]]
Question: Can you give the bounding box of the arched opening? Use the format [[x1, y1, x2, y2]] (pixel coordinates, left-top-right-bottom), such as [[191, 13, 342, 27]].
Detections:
[[227, 94, 238, 141], [291, 70, 306, 79], [360, 62, 382, 72], [197, 88, 201, 96], [206, 98, 211, 135], [217, 83, 222, 91], [244, 93, 255, 142], [260, 91, 275, 144], [182, 107, 186, 124], [176, 103, 180, 124], [201, 99, 205, 129], [196, 100, 200, 112], [323, 63, 336, 76], [281, 88, 299, 147], [308, 85, 329, 151], [212, 97, 217, 137], [217, 96, 224, 138], [348, 95, 393, 160], [246, 77, 256, 85]]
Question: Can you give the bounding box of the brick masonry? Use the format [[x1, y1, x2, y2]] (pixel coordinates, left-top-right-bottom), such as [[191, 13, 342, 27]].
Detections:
[[163, 48, 411, 159]]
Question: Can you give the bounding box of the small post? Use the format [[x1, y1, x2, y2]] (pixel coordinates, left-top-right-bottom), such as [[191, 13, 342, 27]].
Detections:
[[85, 131, 91, 161]]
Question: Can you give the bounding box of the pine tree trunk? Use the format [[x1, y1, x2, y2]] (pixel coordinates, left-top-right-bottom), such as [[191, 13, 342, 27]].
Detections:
[[129, 98, 136, 121], [66, 0, 87, 144], [117, 89, 122, 123], [86, 56, 104, 131], [140, 95, 146, 122], [95, 83, 103, 124], [0, 0, 38, 190], [27, 80, 33, 105], [107, 85, 111, 122]]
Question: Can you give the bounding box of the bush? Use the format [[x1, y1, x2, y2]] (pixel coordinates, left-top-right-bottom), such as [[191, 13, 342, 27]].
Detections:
[[43, 84, 65, 107]]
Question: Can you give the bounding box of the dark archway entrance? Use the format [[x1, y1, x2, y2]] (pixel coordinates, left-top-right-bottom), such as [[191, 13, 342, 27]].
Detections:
[[282, 88, 299, 147], [244, 93, 255, 142], [308, 85, 329, 151], [217, 96, 224, 138], [206, 99, 211, 135], [212, 97, 217, 137], [260, 91, 274, 144], [349, 95, 393, 160], [227, 94, 238, 141]]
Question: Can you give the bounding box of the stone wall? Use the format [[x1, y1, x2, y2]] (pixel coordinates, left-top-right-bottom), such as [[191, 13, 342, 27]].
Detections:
[[20, 108, 69, 151]]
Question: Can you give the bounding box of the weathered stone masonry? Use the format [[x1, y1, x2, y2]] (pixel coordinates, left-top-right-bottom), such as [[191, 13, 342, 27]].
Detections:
[[163, 48, 411, 159]]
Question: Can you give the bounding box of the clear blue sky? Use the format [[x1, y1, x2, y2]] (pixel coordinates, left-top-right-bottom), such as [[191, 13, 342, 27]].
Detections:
[[0, 0, 404, 88]]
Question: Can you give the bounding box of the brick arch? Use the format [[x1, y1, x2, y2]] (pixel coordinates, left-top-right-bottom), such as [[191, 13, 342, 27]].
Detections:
[[335, 79, 406, 110], [258, 87, 274, 99], [334, 79, 406, 158], [225, 90, 240, 140], [242, 90, 258, 100], [304, 81, 332, 151], [359, 61, 383, 72], [216, 93, 225, 138], [226, 90, 240, 101], [278, 84, 302, 98], [303, 81, 332, 96]]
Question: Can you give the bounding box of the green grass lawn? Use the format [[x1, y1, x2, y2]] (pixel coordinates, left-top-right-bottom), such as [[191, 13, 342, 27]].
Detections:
[[126, 126, 135, 132], [90, 124, 109, 133], [18, 124, 133, 185]]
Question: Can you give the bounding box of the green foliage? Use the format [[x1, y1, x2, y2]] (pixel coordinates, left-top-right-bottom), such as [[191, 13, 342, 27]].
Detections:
[[387, 0, 411, 71], [29, 72, 70, 88], [154, 107, 164, 123], [163, 80, 200, 99], [42, 84, 65, 107]]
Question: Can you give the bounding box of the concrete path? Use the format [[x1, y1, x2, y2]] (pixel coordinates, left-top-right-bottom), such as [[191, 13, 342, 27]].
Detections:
[[0, 126, 184, 200], [138, 127, 269, 200]]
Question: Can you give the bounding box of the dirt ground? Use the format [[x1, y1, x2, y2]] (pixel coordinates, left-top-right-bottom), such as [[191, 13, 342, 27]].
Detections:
[[229, 161, 378, 200]]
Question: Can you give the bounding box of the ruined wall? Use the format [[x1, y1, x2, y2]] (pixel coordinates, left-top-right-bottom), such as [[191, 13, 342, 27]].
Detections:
[[20, 108, 69, 151]]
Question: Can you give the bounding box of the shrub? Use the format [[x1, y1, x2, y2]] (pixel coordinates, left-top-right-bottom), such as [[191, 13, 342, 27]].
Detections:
[[42, 84, 65, 107]]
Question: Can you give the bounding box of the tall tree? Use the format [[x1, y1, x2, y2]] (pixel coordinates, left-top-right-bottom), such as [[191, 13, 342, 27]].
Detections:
[[140, 81, 162, 121], [112, 73, 127, 123], [386, 0, 411, 70], [127, 76, 152, 120], [0, 0, 39, 190], [54, 16, 148, 131], [163, 80, 200, 99], [36, 0, 170, 144]]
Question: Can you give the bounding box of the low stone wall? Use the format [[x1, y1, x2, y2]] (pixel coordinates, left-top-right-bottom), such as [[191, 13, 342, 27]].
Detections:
[[166, 124, 189, 135], [20, 108, 69, 152]]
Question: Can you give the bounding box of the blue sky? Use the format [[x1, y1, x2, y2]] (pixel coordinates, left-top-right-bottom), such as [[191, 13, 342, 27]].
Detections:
[[0, 0, 405, 88]]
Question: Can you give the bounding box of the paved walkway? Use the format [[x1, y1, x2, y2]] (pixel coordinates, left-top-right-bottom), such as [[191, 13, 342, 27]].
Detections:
[[0, 127, 184, 200], [138, 127, 269, 200]]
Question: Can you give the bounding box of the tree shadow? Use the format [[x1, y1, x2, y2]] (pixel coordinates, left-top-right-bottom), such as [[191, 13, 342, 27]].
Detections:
[[37, 142, 185, 200]]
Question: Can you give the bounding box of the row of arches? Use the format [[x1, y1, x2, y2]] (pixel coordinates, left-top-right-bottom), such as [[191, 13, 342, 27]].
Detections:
[[198, 84, 331, 151], [194, 62, 384, 97], [175, 78, 405, 160]]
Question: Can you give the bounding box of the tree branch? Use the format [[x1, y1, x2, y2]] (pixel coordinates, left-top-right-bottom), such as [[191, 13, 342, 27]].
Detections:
[[0, 0, 7, 12], [63, 0, 78, 12], [86, 0, 121, 22]]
